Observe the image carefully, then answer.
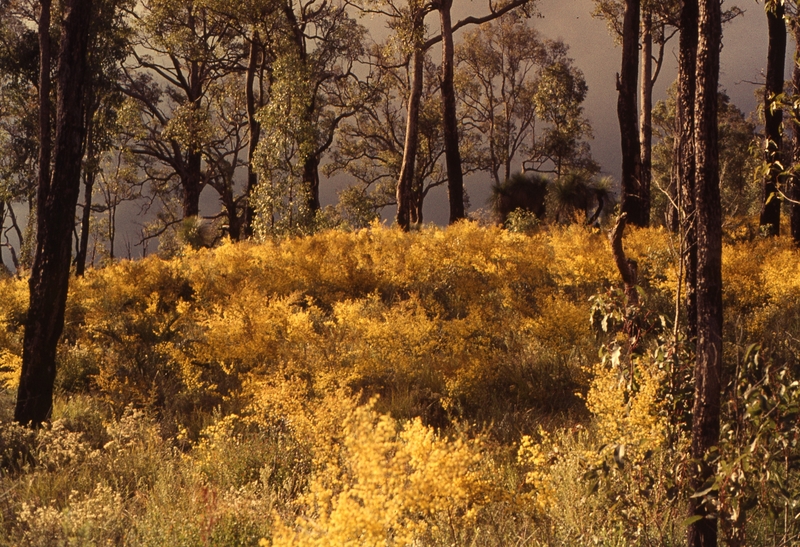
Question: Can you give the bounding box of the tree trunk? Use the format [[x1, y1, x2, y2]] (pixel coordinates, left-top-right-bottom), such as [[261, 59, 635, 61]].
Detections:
[[0, 200, 5, 271], [183, 149, 202, 218], [667, 151, 680, 231], [75, 169, 95, 276], [221, 180, 240, 241], [617, 0, 645, 227], [639, 9, 653, 227], [15, 0, 94, 426], [687, 0, 723, 545], [411, 183, 423, 225], [37, 0, 52, 239], [396, 46, 424, 231], [760, 2, 787, 236], [183, 63, 204, 219], [304, 154, 320, 215], [792, 21, 800, 246], [439, 0, 465, 223], [243, 30, 261, 239], [75, 98, 96, 277], [678, 0, 698, 340]]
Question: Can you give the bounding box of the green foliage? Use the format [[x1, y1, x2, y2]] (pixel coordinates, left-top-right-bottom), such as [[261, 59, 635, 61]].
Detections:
[[456, 14, 596, 185], [652, 88, 760, 228], [715, 346, 800, 545], [504, 208, 541, 233]]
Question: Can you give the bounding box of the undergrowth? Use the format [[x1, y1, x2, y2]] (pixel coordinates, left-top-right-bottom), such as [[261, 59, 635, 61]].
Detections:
[[0, 221, 797, 545]]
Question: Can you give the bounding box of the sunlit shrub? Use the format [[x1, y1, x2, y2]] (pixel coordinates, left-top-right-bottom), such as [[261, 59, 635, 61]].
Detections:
[[0, 222, 798, 545], [270, 398, 491, 547]]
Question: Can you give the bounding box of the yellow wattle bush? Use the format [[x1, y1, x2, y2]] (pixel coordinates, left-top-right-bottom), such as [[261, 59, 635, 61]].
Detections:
[[269, 398, 489, 547], [0, 222, 798, 546]]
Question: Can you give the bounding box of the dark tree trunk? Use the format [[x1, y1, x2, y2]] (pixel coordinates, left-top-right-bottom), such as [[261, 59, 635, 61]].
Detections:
[[792, 22, 800, 245], [182, 63, 204, 219], [243, 31, 261, 239], [687, 0, 723, 545], [0, 200, 5, 270], [183, 149, 202, 218], [678, 0, 698, 340], [75, 167, 95, 276], [304, 154, 320, 215], [221, 180, 240, 241], [410, 183, 423, 225], [75, 98, 96, 277], [640, 10, 653, 227], [439, 0, 465, 223], [617, 0, 646, 227], [760, 2, 787, 236], [397, 46, 424, 231], [15, 0, 94, 426], [37, 0, 52, 239]]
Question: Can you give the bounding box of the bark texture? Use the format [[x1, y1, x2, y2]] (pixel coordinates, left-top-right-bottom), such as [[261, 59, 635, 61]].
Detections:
[[793, 22, 800, 245], [617, 0, 646, 227], [16, 0, 94, 426], [759, 2, 787, 236], [677, 0, 698, 340], [182, 148, 202, 218], [687, 0, 723, 545], [439, 0, 465, 223], [609, 213, 639, 307], [37, 0, 52, 238], [304, 155, 321, 215]]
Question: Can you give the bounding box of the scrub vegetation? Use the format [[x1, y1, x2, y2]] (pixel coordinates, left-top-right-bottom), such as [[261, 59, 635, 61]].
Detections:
[[1, 221, 798, 546]]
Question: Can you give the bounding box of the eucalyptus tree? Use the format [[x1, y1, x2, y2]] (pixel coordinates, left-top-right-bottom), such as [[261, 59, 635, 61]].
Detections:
[[437, 0, 463, 222], [196, 0, 281, 237], [202, 73, 249, 239], [433, 0, 535, 224], [652, 89, 758, 225], [455, 16, 595, 187], [327, 48, 447, 225], [119, 0, 245, 220], [687, 0, 723, 544], [350, 0, 430, 230], [455, 16, 542, 188], [593, 0, 681, 227], [347, 0, 533, 230], [759, 0, 787, 236], [248, 0, 367, 237], [791, 3, 800, 245], [15, 0, 94, 426], [616, 0, 645, 226], [74, 0, 132, 275], [530, 41, 596, 178], [91, 139, 144, 261]]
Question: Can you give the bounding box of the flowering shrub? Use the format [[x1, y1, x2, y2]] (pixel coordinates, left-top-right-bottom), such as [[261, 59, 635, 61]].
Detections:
[[270, 398, 490, 547], [0, 223, 797, 545]]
